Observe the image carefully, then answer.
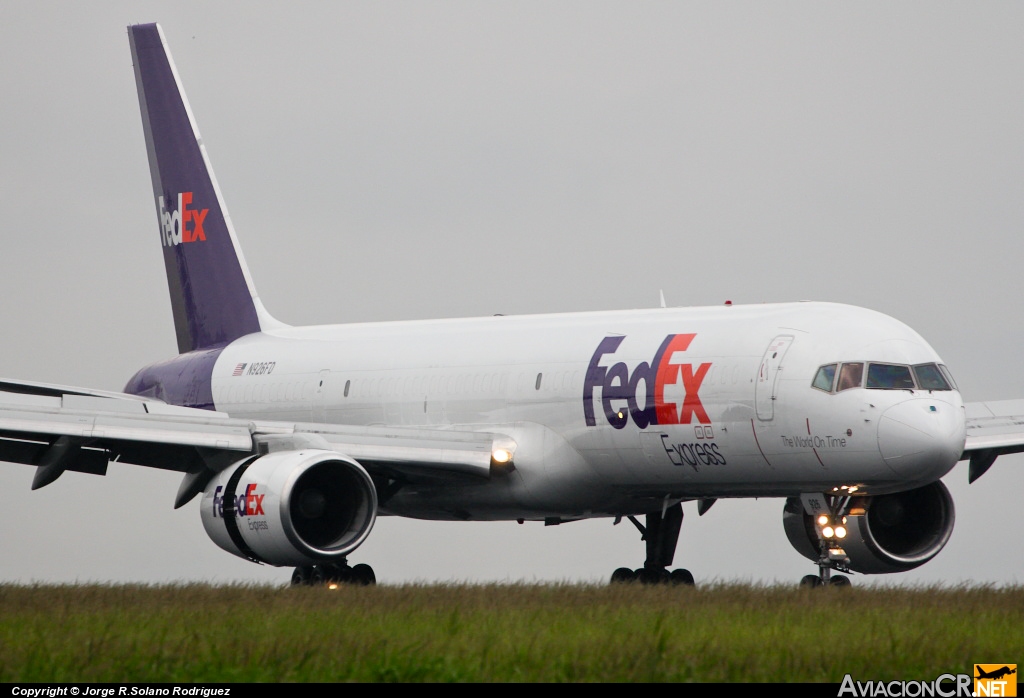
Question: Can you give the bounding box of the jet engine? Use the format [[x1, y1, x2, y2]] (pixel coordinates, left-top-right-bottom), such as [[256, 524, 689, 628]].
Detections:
[[783, 481, 955, 574], [200, 449, 377, 567]]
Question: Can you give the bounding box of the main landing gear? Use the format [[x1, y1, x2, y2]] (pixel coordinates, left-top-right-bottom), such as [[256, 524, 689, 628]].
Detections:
[[609, 502, 695, 586], [291, 560, 376, 587]]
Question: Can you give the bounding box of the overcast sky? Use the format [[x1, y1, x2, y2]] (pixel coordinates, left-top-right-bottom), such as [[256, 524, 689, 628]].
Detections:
[[1, 2, 1022, 587]]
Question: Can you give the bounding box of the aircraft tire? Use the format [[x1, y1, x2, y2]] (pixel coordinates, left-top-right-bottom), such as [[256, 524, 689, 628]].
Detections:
[[351, 563, 376, 586], [321, 563, 351, 584], [829, 574, 851, 588], [637, 568, 670, 585], [310, 565, 329, 586], [291, 566, 312, 586], [669, 568, 695, 586], [799, 574, 823, 588], [610, 567, 636, 584]]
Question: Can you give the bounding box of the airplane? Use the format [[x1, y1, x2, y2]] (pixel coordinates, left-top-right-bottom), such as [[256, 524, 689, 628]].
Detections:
[[2, 21, 1023, 587], [975, 667, 1016, 681]]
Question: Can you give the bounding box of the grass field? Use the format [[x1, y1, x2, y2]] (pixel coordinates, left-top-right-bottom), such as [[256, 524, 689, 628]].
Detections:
[[1, 583, 1019, 682]]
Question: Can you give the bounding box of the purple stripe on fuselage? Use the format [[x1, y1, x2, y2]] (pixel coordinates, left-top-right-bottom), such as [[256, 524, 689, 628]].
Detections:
[[123, 345, 224, 410]]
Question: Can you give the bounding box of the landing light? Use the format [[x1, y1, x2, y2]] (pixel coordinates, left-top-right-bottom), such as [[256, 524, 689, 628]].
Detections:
[[490, 438, 518, 472], [327, 583, 339, 591], [828, 548, 849, 562], [822, 526, 835, 539], [834, 526, 847, 539], [817, 515, 830, 527]]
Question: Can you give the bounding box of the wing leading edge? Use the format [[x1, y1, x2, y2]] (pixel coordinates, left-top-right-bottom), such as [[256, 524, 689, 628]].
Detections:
[[0, 378, 511, 508], [961, 399, 1024, 483]]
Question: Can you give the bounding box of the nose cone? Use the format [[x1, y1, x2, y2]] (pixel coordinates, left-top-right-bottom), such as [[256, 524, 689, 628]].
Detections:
[[877, 398, 965, 481]]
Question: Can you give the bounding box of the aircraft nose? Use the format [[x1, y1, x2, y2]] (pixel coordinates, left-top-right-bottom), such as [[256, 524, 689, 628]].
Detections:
[[877, 398, 965, 481]]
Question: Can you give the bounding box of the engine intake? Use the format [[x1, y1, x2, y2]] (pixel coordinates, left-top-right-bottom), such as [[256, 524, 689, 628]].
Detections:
[[783, 481, 955, 574], [201, 449, 377, 567]]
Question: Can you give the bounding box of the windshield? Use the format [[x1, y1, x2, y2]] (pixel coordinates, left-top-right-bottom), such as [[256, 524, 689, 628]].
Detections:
[[867, 364, 915, 389], [812, 361, 954, 392], [913, 363, 952, 390]]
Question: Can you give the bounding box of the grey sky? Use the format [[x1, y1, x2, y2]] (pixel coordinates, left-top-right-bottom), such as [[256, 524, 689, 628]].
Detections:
[[1, 2, 1021, 586]]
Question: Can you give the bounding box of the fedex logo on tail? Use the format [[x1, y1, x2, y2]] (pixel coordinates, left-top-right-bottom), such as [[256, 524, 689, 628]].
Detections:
[[157, 192, 208, 247], [212, 484, 265, 518], [584, 334, 712, 429]]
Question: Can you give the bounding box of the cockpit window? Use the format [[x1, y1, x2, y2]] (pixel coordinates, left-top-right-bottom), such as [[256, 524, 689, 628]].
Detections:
[[812, 364, 837, 392], [939, 364, 958, 390], [913, 363, 952, 390], [867, 363, 915, 389], [836, 363, 863, 391], [814, 361, 959, 394]]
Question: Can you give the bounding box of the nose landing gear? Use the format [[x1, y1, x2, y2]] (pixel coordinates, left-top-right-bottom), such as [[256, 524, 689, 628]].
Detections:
[[800, 572, 851, 588], [794, 494, 855, 589]]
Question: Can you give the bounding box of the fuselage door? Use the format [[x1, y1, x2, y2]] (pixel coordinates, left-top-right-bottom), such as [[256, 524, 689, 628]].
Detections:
[[755, 335, 794, 421]]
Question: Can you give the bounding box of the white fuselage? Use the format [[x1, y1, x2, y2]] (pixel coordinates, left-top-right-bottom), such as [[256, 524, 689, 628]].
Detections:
[[208, 301, 966, 520]]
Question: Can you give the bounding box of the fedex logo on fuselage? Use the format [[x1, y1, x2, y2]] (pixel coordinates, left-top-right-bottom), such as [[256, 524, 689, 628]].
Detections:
[[212, 484, 265, 518], [157, 192, 208, 247], [584, 334, 712, 429]]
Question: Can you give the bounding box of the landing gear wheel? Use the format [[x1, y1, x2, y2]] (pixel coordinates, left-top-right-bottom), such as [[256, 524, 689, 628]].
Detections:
[[636, 567, 670, 585], [322, 563, 351, 585], [669, 568, 695, 586], [800, 574, 823, 588], [291, 566, 313, 586], [350, 563, 376, 586], [829, 574, 851, 588], [310, 565, 328, 586], [610, 567, 636, 584]]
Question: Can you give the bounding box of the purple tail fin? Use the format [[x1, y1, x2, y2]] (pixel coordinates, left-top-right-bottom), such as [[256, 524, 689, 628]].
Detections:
[[129, 23, 276, 353]]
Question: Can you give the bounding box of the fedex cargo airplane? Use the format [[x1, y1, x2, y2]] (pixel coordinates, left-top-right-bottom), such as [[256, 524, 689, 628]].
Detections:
[[2, 23, 1022, 587]]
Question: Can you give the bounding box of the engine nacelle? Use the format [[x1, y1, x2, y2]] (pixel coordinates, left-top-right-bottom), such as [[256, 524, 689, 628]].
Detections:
[[783, 481, 955, 574], [201, 449, 377, 567]]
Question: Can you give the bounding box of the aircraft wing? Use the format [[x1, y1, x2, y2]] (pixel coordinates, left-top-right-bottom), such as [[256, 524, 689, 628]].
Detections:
[[960, 399, 1024, 482], [0, 378, 507, 508]]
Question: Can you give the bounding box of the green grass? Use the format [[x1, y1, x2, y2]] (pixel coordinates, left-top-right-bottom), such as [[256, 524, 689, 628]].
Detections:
[[1, 583, 1019, 682]]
